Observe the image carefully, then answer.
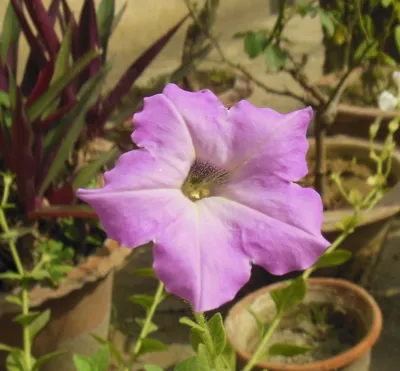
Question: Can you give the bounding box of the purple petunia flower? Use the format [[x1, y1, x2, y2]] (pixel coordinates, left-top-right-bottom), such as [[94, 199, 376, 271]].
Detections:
[[77, 84, 329, 312]]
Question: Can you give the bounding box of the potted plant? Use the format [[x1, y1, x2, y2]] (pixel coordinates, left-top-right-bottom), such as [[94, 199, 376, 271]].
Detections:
[[314, 0, 400, 142], [183, 0, 400, 289], [0, 0, 187, 369]]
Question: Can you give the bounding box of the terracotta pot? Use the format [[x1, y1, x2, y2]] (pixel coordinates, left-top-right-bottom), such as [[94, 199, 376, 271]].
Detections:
[[225, 278, 383, 371], [315, 70, 400, 142], [0, 239, 132, 371], [315, 136, 400, 286]]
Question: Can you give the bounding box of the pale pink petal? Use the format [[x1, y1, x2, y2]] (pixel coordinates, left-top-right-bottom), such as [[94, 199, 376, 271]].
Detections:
[[215, 177, 325, 237], [226, 101, 312, 181], [101, 149, 188, 192], [132, 92, 195, 166], [201, 197, 329, 276], [153, 199, 251, 312], [77, 188, 191, 248]]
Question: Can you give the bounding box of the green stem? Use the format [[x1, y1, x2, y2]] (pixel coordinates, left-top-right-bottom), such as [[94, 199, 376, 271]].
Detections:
[[0, 175, 32, 370], [193, 311, 214, 357], [129, 280, 164, 366], [242, 315, 281, 371]]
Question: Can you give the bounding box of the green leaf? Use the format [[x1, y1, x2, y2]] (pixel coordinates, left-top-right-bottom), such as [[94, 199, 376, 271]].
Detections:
[[42, 21, 74, 118], [28, 309, 51, 341], [0, 343, 17, 353], [6, 350, 25, 371], [244, 32, 267, 58], [381, 0, 393, 7], [27, 48, 101, 123], [13, 312, 41, 326], [144, 365, 163, 371], [5, 295, 21, 306], [90, 334, 124, 366], [90, 344, 110, 371], [221, 342, 236, 370], [190, 327, 204, 352], [173, 356, 198, 371], [264, 44, 287, 71], [39, 66, 109, 196], [197, 344, 211, 371], [380, 52, 397, 67], [354, 40, 377, 62], [208, 313, 226, 356], [73, 147, 120, 190], [97, 0, 115, 60], [112, 2, 127, 31], [0, 91, 10, 108], [73, 354, 92, 371], [270, 277, 306, 315], [26, 270, 51, 281], [32, 350, 66, 371], [129, 294, 154, 311], [316, 249, 352, 268], [318, 10, 335, 37], [1, 2, 20, 64], [268, 343, 314, 357], [138, 338, 168, 356], [135, 318, 159, 334], [395, 25, 400, 54], [133, 267, 156, 277], [180, 316, 203, 330], [0, 272, 22, 280]]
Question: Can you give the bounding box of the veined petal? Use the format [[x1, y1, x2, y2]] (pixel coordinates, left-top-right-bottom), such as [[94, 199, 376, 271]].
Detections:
[[132, 92, 196, 166], [153, 199, 251, 312], [216, 178, 325, 237], [77, 188, 190, 248], [203, 197, 329, 276], [101, 149, 189, 192], [226, 101, 311, 182]]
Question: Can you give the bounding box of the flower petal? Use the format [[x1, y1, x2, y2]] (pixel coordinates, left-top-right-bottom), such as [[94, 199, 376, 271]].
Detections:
[[97, 148, 190, 192], [132, 90, 195, 166], [216, 177, 325, 237], [226, 101, 312, 182], [163, 85, 311, 182], [77, 187, 190, 247], [202, 197, 329, 276], [163, 84, 232, 165], [153, 199, 251, 312]]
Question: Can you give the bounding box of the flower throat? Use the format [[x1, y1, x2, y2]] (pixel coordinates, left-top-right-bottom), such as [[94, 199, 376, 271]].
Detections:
[[181, 159, 228, 201]]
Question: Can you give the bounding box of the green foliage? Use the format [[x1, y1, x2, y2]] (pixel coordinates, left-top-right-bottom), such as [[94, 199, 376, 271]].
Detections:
[[268, 343, 314, 357], [73, 345, 110, 371], [315, 249, 352, 268], [271, 277, 306, 315]]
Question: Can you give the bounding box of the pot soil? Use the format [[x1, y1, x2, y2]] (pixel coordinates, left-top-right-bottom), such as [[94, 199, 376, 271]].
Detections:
[[225, 278, 382, 371], [0, 239, 131, 371], [315, 69, 400, 143]]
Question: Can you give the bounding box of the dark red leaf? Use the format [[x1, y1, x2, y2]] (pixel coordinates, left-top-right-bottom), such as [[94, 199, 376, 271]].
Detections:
[[96, 15, 188, 129], [11, 0, 47, 67], [48, 0, 61, 22], [26, 59, 55, 108], [32, 130, 43, 190], [23, 0, 60, 55], [36, 100, 76, 131], [12, 88, 36, 211], [0, 62, 8, 91], [46, 182, 75, 205], [60, 0, 80, 60], [78, 0, 101, 86]]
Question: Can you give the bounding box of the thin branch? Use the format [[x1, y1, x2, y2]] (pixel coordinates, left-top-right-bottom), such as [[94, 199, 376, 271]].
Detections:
[[183, 0, 308, 105]]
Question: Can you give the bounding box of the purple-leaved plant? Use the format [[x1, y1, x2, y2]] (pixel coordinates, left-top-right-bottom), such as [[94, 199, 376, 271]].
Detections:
[[77, 84, 329, 312]]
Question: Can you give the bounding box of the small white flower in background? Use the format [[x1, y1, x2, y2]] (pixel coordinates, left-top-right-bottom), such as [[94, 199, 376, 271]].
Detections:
[[378, 90, 397, 111], [392, 71, 400, 93]]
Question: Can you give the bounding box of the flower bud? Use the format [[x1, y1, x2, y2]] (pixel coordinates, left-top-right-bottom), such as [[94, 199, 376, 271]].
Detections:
[[378, 90, 397, 111]]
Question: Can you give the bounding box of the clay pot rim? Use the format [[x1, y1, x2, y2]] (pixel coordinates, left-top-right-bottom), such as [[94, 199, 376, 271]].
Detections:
[[0, 239, 132, 313], [313, 135, 400, 232], [225, 277, 383, 371]]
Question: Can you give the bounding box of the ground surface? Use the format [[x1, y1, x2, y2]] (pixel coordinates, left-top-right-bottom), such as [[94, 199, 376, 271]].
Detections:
[[109, 6, 400, 371]]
